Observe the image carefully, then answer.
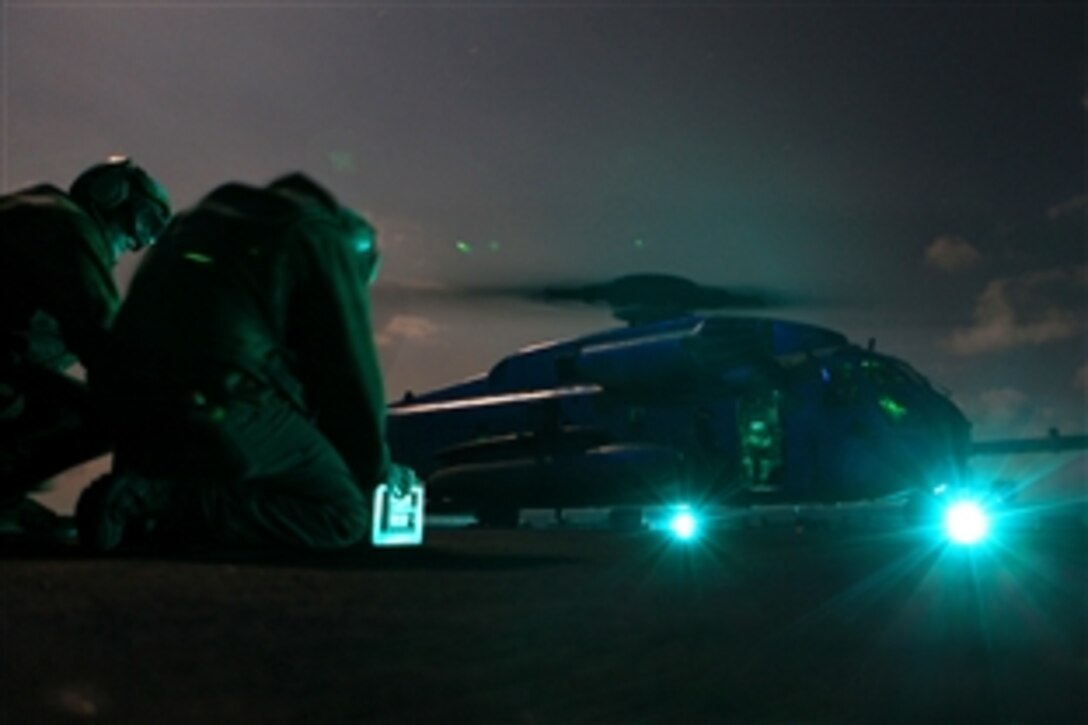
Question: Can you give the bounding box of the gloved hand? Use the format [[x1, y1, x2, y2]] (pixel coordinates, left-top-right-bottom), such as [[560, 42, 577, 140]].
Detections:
[[384, 463, 422, 498]]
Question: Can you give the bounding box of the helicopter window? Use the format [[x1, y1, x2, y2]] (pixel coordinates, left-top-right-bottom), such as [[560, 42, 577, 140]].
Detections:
[[889, 358, 932, 390], [822, 358, 914, 422], [738, 390, 783, 489], [823, 361, 859, 406], [859, 356, 931, 391], [860, 358, 905, 388]]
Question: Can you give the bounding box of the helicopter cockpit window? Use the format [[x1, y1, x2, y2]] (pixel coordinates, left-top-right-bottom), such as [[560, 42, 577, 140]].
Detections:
[[823, 361, 859, 406], [859, 358, 917, 422], [861, 356, 934, 390], [825, 356, 915, 422], [860, 358, 909, 388]]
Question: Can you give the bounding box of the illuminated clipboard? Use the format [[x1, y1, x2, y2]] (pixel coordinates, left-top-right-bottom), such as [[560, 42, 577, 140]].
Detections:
[[371, 482, 425, 547]]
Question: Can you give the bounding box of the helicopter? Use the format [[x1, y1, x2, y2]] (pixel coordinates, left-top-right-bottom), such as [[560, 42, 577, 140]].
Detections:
[[384, 273, 1086, 532]]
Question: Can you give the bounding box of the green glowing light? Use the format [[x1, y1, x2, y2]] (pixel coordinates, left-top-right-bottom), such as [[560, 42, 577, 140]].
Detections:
[[878, 395, 908, 421], [488, 241, 501, 252], [328, 151, 355, 172], [183, 252, 214, 264], [455, 241, 473, 255], [355, 236, 374, 255], [633, 238, 646, 248]]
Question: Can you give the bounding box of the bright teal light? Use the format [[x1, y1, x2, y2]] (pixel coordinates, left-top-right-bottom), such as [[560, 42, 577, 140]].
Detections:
[[944, 501, 990, 545], [669, 510, 699, 541], [354, 236, 373, 255]]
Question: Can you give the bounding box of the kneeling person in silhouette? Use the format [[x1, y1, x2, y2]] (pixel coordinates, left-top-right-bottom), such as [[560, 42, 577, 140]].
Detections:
[[0, 157, 170, 539], [79, 173, 403, 552]]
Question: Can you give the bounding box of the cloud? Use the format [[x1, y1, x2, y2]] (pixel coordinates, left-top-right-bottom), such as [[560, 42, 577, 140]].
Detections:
[[1045, 193, 1088, 221], [377, 314, 438, 349], [966, 386, 1085, 442], [924, 235, 981, 273], [976, 387, 1032, 427], [943, 266, 1087, 355]]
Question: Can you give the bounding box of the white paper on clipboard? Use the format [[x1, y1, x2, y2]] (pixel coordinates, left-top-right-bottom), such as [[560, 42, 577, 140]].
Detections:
[[371, 482, 425, 547]]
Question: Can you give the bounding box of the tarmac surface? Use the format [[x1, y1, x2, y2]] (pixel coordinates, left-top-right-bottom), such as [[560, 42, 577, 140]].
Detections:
[[2, 508, 1086, 724]]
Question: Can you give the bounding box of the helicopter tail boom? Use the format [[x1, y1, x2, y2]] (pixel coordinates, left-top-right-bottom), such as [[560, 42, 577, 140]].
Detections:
[[970, 431, 1088, 456]]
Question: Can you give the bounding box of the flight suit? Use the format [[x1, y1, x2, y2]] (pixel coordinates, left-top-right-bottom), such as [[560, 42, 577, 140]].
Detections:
[[0, 185, 118, 503], [97, 174, 389, 549]]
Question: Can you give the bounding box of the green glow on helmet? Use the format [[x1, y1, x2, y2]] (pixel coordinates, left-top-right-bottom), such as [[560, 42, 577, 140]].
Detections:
[[183, 252, 214, 264], [878, 395, 908, 421], [455, 240, 473, 254], [354, 236, 374, 255]]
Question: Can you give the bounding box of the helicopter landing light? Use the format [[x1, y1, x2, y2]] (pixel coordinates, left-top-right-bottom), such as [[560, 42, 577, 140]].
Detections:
[[944, 501, 990, 546], [668, 507, 699, 541]]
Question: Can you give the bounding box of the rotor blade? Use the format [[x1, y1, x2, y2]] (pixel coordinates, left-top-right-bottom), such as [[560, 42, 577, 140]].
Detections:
[[537, 274, 797, 310], [374, 273, 825, 324]]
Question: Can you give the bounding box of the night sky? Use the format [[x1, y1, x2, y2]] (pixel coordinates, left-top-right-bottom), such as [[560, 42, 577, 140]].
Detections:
[[3, 2, 1085, 495]]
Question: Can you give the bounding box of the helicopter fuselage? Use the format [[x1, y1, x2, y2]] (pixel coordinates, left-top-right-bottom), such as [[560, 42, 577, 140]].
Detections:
[[387, 315, 971, 521]]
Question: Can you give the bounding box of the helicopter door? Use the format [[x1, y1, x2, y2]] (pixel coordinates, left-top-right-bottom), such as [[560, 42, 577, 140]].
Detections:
[[738, 389, 784, 492]]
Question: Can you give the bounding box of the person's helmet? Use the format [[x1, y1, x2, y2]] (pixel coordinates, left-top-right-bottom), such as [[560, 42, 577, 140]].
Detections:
[[270, 172, 381, 283], [70, 156, 172, 250]]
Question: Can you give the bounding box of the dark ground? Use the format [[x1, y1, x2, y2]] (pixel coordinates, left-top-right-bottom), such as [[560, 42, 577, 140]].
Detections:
[[2, 510, 1086, 724]]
